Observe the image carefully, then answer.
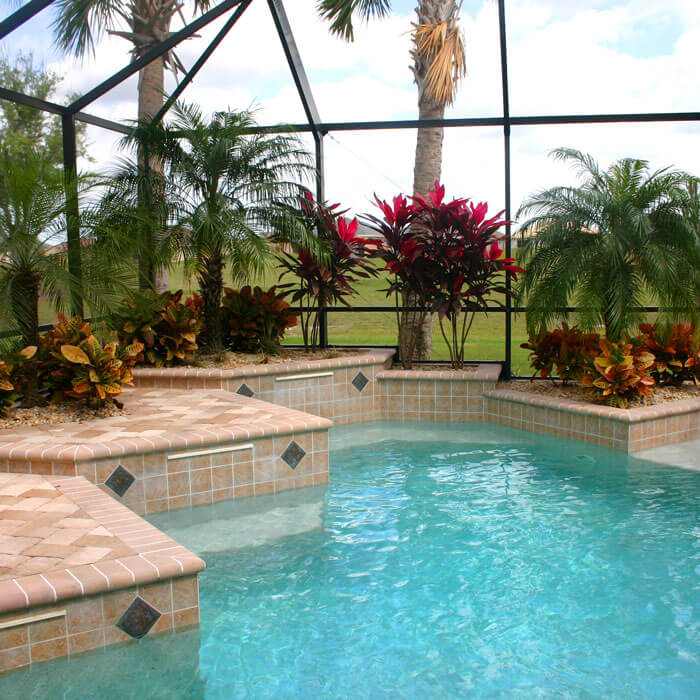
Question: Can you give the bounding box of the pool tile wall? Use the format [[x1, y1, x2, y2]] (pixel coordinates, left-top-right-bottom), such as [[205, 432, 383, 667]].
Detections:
[[0, 575, 199, 673], [85, 430, 329, 515], [484, 389, 700, 453], [0, 474, 204, 672], [0, 389, 332, 514], [132, 350, 394, 425], [376, 365, 501, 422]]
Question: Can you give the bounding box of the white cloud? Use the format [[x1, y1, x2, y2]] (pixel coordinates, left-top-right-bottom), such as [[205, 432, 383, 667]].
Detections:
[[37, 0, 699, 222]]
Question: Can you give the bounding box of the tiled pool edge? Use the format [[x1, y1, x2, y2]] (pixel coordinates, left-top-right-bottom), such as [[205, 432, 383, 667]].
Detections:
[[376, 365, 501, 422], [484, 389, 700, 453], [0, 390, 332, 516], [132, 349, 394, 425], [0, 475, 204, 673]]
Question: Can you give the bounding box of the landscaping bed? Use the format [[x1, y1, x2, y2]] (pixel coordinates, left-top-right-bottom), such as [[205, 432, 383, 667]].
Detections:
[[502, 380, 700, 408], [185, 347, 365, 370], [0, 401, 125, 431]]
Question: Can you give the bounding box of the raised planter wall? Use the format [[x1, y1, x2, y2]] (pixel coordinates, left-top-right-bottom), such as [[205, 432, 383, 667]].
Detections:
[[484, 389, 700, 453], [377, 365, 501, 422], [133, 349, 394, 426]]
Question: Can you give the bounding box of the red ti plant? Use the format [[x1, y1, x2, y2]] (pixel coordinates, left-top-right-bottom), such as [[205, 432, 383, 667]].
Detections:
[[276, 192, 376, 348], [363, 194, 429, 368], [368, 182, 523, 369]]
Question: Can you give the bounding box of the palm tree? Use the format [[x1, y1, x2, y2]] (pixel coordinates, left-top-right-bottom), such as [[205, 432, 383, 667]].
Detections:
[[319, 0, 466, 359], [516, 148, 700, 341], [52, 0, 213, 290], [125, 102, 317, 352], [0, 149, 131, 401]]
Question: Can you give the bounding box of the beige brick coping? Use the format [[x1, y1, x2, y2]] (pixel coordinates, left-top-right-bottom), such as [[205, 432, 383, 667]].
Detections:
[[377, 363, 501, 382], [0, 473, 205, 615], [132, 349, 395, 380], [484, 389, 700, 423], [0, 388, 333, 463]]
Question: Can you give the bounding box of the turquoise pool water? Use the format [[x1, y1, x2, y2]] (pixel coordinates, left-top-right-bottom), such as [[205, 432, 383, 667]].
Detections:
[[2, 422, 699, 698]]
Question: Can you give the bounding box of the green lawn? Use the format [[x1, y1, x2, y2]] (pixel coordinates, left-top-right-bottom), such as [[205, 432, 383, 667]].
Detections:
[[170, 262, 534, 374], [9, 261, 657, 377]]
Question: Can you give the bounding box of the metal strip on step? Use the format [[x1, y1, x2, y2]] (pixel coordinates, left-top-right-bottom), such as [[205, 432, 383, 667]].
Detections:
[[275, 372, 334, 382], [0, 608, 66, 630], [167, 444, 254, 461]]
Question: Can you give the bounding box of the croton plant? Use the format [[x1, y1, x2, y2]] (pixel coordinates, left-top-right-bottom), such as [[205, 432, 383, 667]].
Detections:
[[221, 285, 298, 353], [109, 290, 203, 367]]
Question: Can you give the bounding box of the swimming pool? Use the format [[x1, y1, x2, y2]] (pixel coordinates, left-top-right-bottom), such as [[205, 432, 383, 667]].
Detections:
[[2, 422, 698, 698]]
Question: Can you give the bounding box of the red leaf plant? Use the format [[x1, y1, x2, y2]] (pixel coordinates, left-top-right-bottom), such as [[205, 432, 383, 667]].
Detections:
[[521, 323, 600, 384], [639, 322, 700, 386], [366, 181, 523, 369], [276, 191, 376, 348]]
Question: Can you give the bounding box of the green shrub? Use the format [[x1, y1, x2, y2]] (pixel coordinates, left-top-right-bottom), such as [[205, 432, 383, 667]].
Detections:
[[521, 323, 600, 384], [221, 286, 298, 353], [639, 323, 700, 386], [109, 290, 203, 366], [581, 338, 655, 408]]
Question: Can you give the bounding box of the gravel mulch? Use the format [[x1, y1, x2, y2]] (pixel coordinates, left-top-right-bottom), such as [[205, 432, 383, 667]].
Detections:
[[499, 379, 700, 408], [0, 402, 125, 431], [188, 348, 365, 370], [390, 363, 479, 372]]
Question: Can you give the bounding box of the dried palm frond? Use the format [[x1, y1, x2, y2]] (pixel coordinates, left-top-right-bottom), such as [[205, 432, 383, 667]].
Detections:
[[412, 19, 466, 106]]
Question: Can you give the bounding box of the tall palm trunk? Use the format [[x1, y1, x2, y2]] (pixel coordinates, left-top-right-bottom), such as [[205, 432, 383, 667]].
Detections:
[[405, 0, 455, 361], [10, 272, 41, 405], [135, 8, 170, 292], [199, 253, 225, 353]]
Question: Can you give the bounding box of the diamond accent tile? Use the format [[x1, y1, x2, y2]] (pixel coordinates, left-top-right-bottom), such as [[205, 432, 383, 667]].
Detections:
[[117, 596, 161, 639], [104, 465, 135, 497], [236, 383, 255, 398], [280, 441, 306, 470], [351, 371, 369, 393]]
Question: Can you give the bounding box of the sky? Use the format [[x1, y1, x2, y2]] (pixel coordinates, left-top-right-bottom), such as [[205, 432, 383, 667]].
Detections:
[[1, 0, 699, 225]]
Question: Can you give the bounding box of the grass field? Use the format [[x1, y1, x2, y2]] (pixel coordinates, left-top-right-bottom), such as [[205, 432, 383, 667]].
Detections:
[[7, 261, 618, 377], [168, 263, 534, 374]]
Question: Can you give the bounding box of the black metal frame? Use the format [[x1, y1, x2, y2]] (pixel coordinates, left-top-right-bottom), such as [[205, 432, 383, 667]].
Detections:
[[1, 0, 698, 375]]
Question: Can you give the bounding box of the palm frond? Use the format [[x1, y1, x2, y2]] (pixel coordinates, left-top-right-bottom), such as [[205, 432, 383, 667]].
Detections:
[[317, 0, 391, 41]]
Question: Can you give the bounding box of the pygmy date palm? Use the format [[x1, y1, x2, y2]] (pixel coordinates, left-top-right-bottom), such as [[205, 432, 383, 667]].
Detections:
[[0, 149, 132, 401], [516, 148, 700, 341], [128, 103, 317, 352]]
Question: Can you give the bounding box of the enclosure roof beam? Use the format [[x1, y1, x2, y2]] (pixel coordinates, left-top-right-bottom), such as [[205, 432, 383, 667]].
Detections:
[[0, 0, 54, 40], [267, 0, 322, 135], [74, 111, 131, 134], [67, 0, 247, 114], [250, 111, 700, 133], [154, 0, 253, 123], [0, 86, 66, 115]]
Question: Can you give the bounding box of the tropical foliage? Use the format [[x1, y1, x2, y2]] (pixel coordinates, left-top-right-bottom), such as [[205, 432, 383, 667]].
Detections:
[[109, 290, 202, 367], [521, 323, 600, 385], [581, 338, 656, 409], [221, 286, 297, 354], [277, 192, 375, 348], [517, 149, 700, 341], [367, 182, 521, 369], [117, 103, 316, 352], [0, 346, 37, 413], [319, 0, 469, 359], [639, 322, 700, 386], [48, 335, 142, 408]]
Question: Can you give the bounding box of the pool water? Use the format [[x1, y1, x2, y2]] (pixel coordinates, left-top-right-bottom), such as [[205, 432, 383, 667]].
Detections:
[[2, 422, 699, 698]]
